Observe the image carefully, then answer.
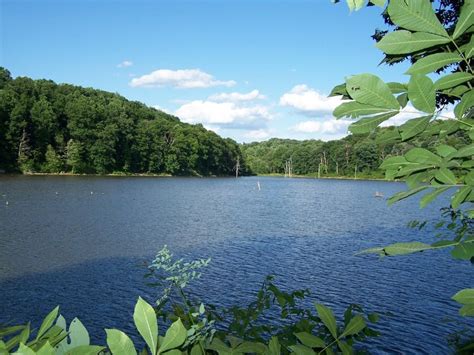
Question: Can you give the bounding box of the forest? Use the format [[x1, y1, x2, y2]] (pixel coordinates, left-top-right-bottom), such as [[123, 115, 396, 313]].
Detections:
[[1, 66, 470, 180], [0, 67, 243, 176], [241, 129, 470, 177]]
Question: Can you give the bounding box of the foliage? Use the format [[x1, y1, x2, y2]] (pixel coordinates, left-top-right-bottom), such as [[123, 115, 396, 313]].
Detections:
[[333, 0, 473, 326], [0, 73, 246, 176]]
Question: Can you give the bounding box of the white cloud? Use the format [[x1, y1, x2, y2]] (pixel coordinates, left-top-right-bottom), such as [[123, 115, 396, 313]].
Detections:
[[208, 90, 265, 102], [280, 84, 344, 115], [243, 129, 273, 140], [175, 100, 271, 127], [117, 60, 133, 68], [130, 69, 236, 89], [292, 119, 350, 135]]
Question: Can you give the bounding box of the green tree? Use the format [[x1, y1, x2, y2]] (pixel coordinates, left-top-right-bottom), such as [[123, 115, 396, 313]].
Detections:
[[43, 144, 63, 173], [66, 139, 83, 174]]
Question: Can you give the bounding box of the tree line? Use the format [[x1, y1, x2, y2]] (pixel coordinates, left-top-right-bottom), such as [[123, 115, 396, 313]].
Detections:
[[0, 68, 244, 176], [241, 128, 470, 177]]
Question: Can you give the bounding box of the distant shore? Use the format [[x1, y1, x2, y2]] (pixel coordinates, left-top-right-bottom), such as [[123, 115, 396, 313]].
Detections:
[[0, 171, 399, 182]]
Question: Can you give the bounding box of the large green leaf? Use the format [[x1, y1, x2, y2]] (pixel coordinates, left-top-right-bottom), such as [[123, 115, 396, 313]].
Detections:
[[388, 0, 448, 37], [14, 343, 36, 355], [346, 74, 400, 109], [295, 332, 325, 348], [435, 167, 457, 184], [454, 144, 474, 158], [375, 128, 401, 144], [288, 344, 315, 355], [65, 345, 105, 354], [36, 307, 59, 341], [106, 329, 137, 355], [400, 115, 432, 140], [452, 289, 474, 305], [434, 73, 474, 90], [36, 342, 55, 355], [333, 102, 391, 118], [159, 319, 187, 353], [133, 297, 158, 355], [451, 186, 472, 209], [464, 35, 474, 59], [405, 53, 461, 75], [235, 342, 267, 354], [379, 156, 408, 170], [267, 337, 281, 355], [348, 112, 398, 134], [408, 75, 435, 113], [340, 315, 366, 337], [384, 241, 433, 255], [435, 144, 457, 157], [451, 242, 474, 260], [454, 91, 474, 119], [315, 304, 338, 339], [376, 30, 451, 55], [453, 0, 474, 39], [404, 147, 442, 165], [387, 82, 407, 94], [459, 304, 474, 317]]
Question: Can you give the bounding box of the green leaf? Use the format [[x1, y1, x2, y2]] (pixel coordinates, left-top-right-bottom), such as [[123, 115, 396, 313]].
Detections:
[[288, 344, 315, 355], [159, 319, 187, 353], [435, 168, 457, 184], [376, 30, 451, 55], [387, 82, 407, 94], [384, 241, 433, 255], [388, 186, 428, 205], [464, 35, 474, 59], [375, 128, 401, 144], [397, 93, 409, 108], [14, 343, 36, 355], [400, 115, 432, 140], [435, 144, 457, 157], [340, 315, 366, 337], [36, 342, 55, 355], [454, 91, 474, 119], [405, 53, 461, 75], [333, 102, 391, 118], [315, 304, 338, 339], [106, 329, 137, 355], [451, 242, 474, 260], [451, 186, 472, 209], [405, 148, 442, 165], [134, 297, 158, 355], [295, 332, 325, 348], [36, 306, 59, 341], [380, 156, 407, 170], [408, 75, 435, 113], [452, 289, 474, 305], [388, 0, 448, 37], [453, 0, 474, 39], [434, 73, 474, 91], [235, 342, 268, 354], [345, 0, 365, 11], [336, 341, 352, 355], [266, 337, 281, 355], [459, 304, 474, 317], [454, 144, 474, 158], [207, 338, 231, 353], [420, 187, 450, 208], [346, 74, 400, 109], [349, 112, 398, 134]]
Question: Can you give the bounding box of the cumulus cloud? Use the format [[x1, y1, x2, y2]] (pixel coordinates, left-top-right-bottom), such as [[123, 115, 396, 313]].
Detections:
[[243, 129, 273, 140], [280, 84, 344, 115], [292, 119, 350, 135], [208, 90, 265, 102], [130, 69, 236, 89], [175, 100, 271, 127], [117, 60, 133, 68]]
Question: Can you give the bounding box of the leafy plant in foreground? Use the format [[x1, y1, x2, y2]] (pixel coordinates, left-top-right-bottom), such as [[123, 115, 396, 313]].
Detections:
[[332, 0, 474, 324]]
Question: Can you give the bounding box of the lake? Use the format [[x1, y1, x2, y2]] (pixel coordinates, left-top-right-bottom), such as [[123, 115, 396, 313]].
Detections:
[[0, 175, 472, 354]]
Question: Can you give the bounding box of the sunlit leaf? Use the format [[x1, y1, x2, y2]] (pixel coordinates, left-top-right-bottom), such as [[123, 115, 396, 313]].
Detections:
[[408, 75, 435, 113], [346, 74, 400, 109], [159, 319, 187, 353], [453, 0, 474, 39], [133, 297, 158, 355], [376, 30, 450, 55], [349, 112, 398, 134], [400, 115, 432, 140], [315, 304, 338, 339], [434, 73, 474, 91], [295, 332, 325, 348], [405, 53, 461, 75], [106, 329, 137, 355]]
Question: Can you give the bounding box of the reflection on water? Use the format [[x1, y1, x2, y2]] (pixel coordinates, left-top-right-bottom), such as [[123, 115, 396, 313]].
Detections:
[[0, 175, 472, 353]]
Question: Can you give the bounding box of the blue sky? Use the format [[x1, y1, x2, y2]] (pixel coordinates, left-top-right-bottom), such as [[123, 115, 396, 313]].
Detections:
[[1, 0, 413, 142]]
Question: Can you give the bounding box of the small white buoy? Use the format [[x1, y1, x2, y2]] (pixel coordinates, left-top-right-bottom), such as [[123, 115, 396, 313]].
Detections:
[[257, 181, 261, 191], [55, 191, 59, 195], [5, 201, 8, 206], [90, 191, 94, 195]]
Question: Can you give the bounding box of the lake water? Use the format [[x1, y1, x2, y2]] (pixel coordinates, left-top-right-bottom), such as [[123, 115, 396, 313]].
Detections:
[[0, 176, 472, 354]]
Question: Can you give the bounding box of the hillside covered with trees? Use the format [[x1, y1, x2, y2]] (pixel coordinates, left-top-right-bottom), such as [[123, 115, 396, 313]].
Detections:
[[242, 128, 470, 178], [0, 68, 244, 176]]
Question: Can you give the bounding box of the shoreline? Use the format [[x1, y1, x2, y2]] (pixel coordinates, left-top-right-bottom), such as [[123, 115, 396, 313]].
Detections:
[[1, 172, 399, 183]]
